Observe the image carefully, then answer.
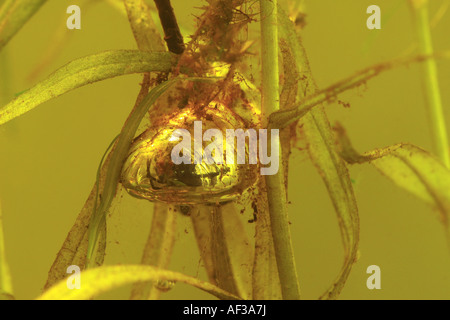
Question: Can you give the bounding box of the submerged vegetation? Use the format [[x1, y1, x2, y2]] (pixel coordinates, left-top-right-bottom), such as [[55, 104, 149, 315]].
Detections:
[[0, 0, 449, 300]]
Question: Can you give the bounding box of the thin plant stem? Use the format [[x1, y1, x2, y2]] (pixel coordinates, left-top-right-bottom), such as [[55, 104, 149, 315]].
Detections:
[[411, 0, 450, 168], [269, 50, 450, 130], [0, 199, 14, 300], [259, 0, 300, 300], [153, 0, 185, 54]]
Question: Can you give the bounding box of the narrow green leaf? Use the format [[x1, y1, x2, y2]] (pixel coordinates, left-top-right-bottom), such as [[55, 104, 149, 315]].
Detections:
[[270, 50, 450, 130], [45, 134, 118, 290], [0, 0, 48, 51], [86, 78, 179, 264], [38, 265, 241, 300], [191, 204, 253, 300], [336, 124, 450, 236], [129, 203, 177, 300], [278, 7, 360, 300], [45, 23, 170, 288], [45, 83, 150, 289], [410, 0, 450, 168], [279, 39, 299, 191], [209, 205, 240, 296], [251, 181, 282, 300], [44, 150, 115, 290], [0, 50, 175, 126], [220, 203, 254, 300], [0, 199, 14, 300], [190, 206, 216, 284], [89, 135, 120, 268], [191, 205, 240, 296]]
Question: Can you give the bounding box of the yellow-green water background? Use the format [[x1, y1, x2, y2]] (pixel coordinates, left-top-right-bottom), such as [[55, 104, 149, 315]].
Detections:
[[0, 0, 449, 299]]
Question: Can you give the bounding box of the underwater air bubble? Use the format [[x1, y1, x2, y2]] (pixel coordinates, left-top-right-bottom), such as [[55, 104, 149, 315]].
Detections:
[[154, 279, 176, 292], [121, 102, 258, 205]]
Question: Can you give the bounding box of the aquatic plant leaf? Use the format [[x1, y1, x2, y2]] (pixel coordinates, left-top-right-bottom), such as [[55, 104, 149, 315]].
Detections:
[[0, 50, 175, 126], [123, 3, 176, 299], [191, 206, 236, 296], [279, 37, 299, 197], [0, 0, 48, 51], [46, 78, 204, 288], [45, 76, 168, 289], [46, 76, 170, 289], [410, 0, 450, 168], [278, 7, 360, 300], [44, 151, 114, 290], [0, 199, 14, 300], [252, 180, 282, 300], [190, 206, 215, 284], [191, 204, 253, 299], [86, 78, 179, 263], [130, 204, 177, 300], [336, 124, 450, 233], [260, 0, 300, 300], [220, 204, 254, 300], [303, 112, 360, 300], [270, 51, 450, 130], [38, 265, 241, 300], [210, 207, 239, 295]]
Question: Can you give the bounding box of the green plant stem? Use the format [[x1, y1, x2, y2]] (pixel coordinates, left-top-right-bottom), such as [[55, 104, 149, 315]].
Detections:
[[259, 0, 300, 300], [411, 0, 450, 168], [0, 199, 14, 300]]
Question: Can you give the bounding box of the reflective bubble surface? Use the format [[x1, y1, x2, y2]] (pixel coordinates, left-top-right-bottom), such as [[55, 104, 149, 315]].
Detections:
[[121, 102, 258, 205]]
